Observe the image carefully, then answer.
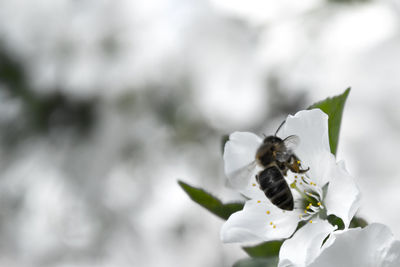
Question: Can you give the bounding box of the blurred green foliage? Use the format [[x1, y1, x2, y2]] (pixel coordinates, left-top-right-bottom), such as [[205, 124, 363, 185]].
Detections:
[[242, 240, 283, 258], [233, 257, 279, 267], [328, 0, 370, 3], [178, 180, 244, 220], [0, 43, 96, 141]]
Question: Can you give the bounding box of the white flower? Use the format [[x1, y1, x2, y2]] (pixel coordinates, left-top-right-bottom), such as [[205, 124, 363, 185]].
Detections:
[[278, 219, 336, 267], [221, 109, 361, 265], [307, 223, 400, 267]]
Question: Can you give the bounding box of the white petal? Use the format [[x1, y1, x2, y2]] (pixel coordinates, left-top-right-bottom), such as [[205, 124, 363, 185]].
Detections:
[[309, 223, 400, 267], [220, 199, 300, 244], [324, 159, 361, 228], [278, 219, 335, 267], [383, 238, 400, 267], [280, 109, 331, 186], [237, 166, 268, 199], [223, 132, 262, 191]]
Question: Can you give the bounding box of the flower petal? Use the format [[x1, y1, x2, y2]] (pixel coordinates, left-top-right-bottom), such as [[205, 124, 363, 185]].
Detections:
[[220, 199, 300, 243], [278, 219, 335, 267], [237, 166, 268, 199], [309, 223, 400, 267], [223, 132, 262, 190], [383, 237, 400, 266], [280, 109, 331, 186], [324, 160, 361, 228]]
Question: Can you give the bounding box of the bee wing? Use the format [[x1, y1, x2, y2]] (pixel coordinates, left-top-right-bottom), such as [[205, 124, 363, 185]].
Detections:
[[226, 161, 257, 190], [275, 135, 300, 161], [275, 151, 291, 161], [282, 135, 300, 152]]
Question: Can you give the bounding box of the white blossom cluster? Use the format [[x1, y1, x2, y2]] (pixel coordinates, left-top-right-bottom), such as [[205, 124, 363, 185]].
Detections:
[[222, 109, 400, 266]]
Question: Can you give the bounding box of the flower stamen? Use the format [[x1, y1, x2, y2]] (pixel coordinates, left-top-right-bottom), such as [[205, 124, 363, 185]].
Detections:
[[290, 173, 324, 222]]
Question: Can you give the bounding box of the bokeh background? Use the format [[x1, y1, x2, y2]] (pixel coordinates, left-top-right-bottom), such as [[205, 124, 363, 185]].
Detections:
[[0, 0, 400, 266]]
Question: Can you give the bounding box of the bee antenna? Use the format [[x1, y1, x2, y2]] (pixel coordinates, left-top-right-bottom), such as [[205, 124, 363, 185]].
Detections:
[[275, 119, 286, 136]]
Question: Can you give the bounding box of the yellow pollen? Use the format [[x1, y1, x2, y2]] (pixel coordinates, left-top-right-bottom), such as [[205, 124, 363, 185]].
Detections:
[[252, 183, 256, 187], [300, 182, 303, 185], [294, 180, 297, 183], [270, 222, 273, 225], [301, 176, 304, 179], [297, 160, 300, 164], [295, 175, 298, 178], [309, 220, 313, 223], [317, 202, 321, 206], [266, 211, 270, 214], [273, 225, 276, 229], [257, 200, 261, 203], [304, 210, 307, 214]]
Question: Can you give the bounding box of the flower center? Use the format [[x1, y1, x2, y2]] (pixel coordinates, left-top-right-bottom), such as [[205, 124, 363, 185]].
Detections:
[[290, 174, 324, 222]]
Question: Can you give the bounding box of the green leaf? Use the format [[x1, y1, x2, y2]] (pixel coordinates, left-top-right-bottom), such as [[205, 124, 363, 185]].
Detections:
[[233, 257, 279, 267], [308, 88, 350, 155], [350, 216, 368, 228], [178, 180, 244, 220], [242, 240, 283, 258]]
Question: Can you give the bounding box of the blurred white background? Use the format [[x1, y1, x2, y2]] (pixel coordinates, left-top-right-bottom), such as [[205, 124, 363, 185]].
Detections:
[[0, 0, 400, 266]]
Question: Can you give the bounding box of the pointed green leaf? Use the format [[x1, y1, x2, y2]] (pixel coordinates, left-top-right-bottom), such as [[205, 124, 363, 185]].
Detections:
[[178, 180, 244, 220], [308, 88, 350, 155], [242, 240, 283, 258], [233, 257, 279, 267]]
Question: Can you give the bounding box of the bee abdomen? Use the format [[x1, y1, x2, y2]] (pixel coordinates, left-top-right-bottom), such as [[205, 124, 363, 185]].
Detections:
[[258, 166, 294, 211]]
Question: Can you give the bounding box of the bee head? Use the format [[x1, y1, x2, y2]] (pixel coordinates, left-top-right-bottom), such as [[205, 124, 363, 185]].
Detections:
[[263, 136, 283, 144]]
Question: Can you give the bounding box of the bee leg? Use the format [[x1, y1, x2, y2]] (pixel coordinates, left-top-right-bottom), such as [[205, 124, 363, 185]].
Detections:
[[295, 157, 310, 173], [285, 155, 299, 173], [286, 154, 310, 173], [298, 167, 310, 173]]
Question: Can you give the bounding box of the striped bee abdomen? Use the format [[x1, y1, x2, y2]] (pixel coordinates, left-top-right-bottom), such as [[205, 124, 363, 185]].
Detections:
[[257, 166, 294, 211]]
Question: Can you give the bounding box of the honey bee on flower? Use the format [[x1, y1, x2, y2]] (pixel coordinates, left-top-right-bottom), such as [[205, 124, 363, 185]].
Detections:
[[221, 109, 361, 266]]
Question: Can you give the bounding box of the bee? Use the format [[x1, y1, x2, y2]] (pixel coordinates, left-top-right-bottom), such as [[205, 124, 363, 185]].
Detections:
[[255, 121, 309, 211]]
